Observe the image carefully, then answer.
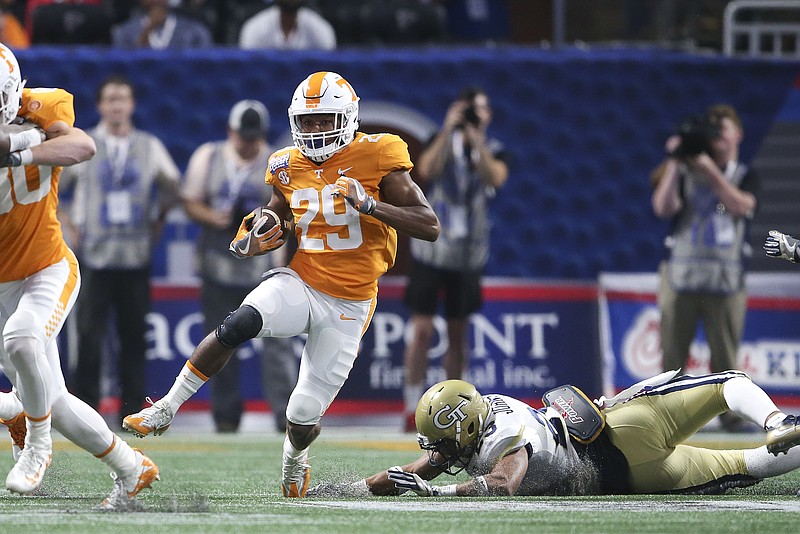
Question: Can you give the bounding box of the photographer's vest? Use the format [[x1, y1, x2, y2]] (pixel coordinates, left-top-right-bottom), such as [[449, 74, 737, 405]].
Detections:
[[666, 161, 749, 294], [196, 142, 279, 287], [74, 128, 175, 270]]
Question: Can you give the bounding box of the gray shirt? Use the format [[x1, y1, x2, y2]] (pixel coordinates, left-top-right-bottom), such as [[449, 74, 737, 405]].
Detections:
[[238, 6, 336, 50], [182, 140, 286, 287], [61, 124, 180, 270]]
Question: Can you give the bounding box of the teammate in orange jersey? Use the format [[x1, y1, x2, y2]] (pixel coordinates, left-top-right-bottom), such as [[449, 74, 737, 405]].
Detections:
[[0, 44, 159, 509], [123, 71, 440, 497]]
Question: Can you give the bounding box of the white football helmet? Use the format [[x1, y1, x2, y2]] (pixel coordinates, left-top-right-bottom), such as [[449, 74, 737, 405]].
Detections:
[[0, 44, 24, 125], [288, 71, 359, 163]]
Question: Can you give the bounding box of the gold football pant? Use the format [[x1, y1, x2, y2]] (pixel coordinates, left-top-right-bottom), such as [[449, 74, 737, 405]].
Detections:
[[604, 372, 749, 493]]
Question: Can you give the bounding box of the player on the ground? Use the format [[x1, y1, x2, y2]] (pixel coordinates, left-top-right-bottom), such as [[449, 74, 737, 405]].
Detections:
[[308, 372, 800, 497], [122, 71, 440, 498], [0, 43, 159, 508]]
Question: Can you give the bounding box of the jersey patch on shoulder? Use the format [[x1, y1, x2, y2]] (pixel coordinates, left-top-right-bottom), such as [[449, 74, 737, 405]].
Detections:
[[269, 152, 290, 174]]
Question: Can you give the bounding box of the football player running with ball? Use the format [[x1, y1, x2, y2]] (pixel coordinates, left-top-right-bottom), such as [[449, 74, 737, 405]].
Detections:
[[309, 371, 800, 497], [123, 72, 440, 498], [0, 44, 160, 508]]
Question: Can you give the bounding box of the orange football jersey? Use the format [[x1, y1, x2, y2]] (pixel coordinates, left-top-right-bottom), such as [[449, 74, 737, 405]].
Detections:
[[266, 132, 413, 300], [0, 88, 75, 282]]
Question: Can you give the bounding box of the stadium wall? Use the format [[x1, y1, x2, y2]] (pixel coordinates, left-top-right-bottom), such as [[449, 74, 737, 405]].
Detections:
[[17, 45, 799, 280], [5, 46, 800, 411]]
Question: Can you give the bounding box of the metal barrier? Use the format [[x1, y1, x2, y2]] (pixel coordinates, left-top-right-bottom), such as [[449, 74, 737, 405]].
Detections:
[[724, 0, 800, 57]]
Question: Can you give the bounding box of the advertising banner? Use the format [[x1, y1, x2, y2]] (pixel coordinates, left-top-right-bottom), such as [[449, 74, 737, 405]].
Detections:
[[6, 278, 601, 413], [599, 272, 800, 406]]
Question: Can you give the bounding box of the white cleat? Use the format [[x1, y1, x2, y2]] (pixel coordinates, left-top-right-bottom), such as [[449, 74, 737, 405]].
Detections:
[[97, 449, 160, 511], [281, 450, 311, 498], [5, 447, 51, 494], [122, 398, 173, 438]]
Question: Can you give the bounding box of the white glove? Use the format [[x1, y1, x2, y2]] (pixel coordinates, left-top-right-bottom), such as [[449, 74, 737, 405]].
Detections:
[[387, 466, 439, 496], [764, 230, 800, 262]]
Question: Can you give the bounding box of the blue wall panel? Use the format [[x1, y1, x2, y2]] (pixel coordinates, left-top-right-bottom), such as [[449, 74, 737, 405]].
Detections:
[[17, 46, 798, 279]]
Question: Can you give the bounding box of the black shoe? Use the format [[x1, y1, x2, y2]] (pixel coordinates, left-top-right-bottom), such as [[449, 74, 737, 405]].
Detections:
[[215, 420, 240, 433], [719, 412, 746, 433]]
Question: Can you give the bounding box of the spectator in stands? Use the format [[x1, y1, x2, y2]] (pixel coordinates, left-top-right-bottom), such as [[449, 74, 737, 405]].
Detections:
[[112, 0, 212, 48], [29, 1, 111, 45], [181, 99, 297, 433], [357, 1, 447, 45], [650, 103, 758, 431], [59, 75, 181, 427], [238, 0, 335, 50], [0, 7, 29, 49], [401, 86, 508, 432], [23, 0, 103, 38]]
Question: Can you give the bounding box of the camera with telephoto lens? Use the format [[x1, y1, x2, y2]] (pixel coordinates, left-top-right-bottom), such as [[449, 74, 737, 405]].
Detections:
[[463, 105, 480, 126], [671, 113, 720, 157]]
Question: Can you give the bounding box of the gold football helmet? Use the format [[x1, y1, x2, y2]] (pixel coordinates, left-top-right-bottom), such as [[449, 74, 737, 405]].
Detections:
[[415, 380, 489, 475]]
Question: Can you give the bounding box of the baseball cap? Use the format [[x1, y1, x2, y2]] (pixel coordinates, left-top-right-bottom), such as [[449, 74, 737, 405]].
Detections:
[[228, 99, 269, 140]]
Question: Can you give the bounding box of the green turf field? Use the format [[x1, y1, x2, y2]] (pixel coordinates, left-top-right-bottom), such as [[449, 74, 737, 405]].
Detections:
[[1, 429, 799, 533]]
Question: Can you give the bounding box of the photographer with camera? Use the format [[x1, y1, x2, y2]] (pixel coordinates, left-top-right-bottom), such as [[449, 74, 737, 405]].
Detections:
[[182, 99, 296, 433], [401, 87, 508, 432], [651, 104, 759, 431]]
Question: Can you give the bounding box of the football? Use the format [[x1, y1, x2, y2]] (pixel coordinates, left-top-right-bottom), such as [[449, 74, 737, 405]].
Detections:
[[249, 207, 288, 242], [230, 206, 290, 258]]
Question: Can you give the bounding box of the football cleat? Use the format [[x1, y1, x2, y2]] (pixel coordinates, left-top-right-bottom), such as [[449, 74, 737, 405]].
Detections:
[[5, 447, 51, 494], [281, 450, 311, 498], [1, 412, 26, 461], [98, 449, 160, 511], [766, 415, 800, 455], [122, 398, 173, 438]]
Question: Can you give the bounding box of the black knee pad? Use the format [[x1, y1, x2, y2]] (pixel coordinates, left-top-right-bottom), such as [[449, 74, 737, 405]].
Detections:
[[215, 305, 263, 348]]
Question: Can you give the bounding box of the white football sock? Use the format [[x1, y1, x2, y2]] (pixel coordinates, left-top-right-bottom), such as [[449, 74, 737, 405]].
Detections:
[[25, 413, 52, 452], [283, 434, 307, 460], [744, 446, 800, 478], [164, 362, 208, 411], [99, 435, 137, 479], [723, 376, 783, 429]]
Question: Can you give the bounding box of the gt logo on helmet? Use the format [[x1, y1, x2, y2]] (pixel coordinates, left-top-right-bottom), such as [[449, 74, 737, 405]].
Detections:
[[433, 400, 470, 430]]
